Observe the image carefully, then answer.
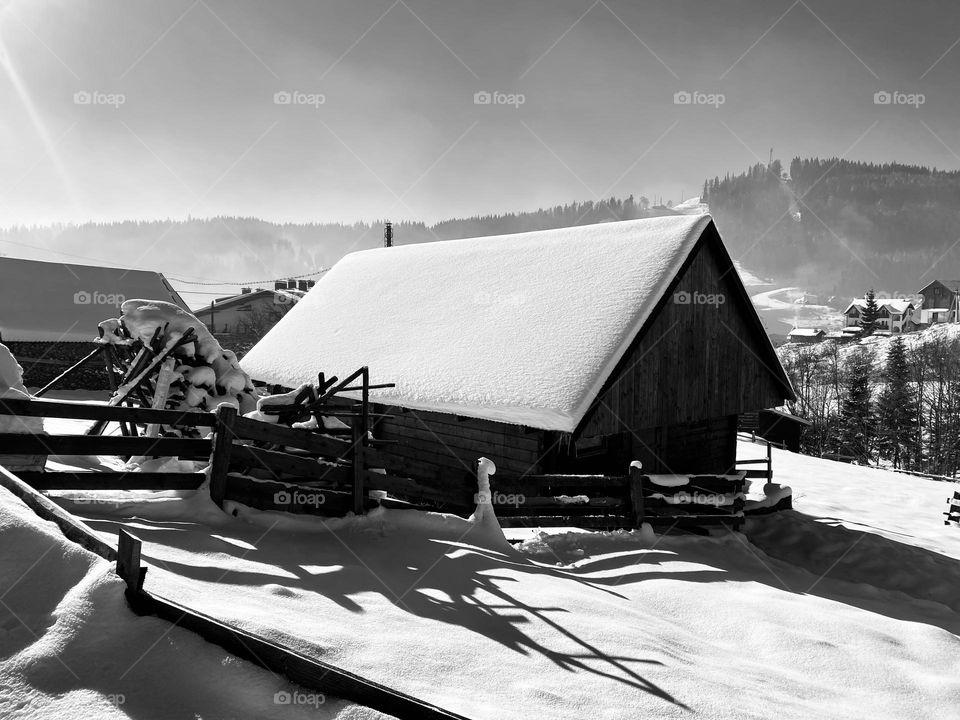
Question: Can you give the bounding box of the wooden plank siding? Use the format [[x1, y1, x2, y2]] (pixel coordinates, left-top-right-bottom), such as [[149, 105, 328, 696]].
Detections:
[[374, 407, 544, 479], [578, 223, 789, 438]]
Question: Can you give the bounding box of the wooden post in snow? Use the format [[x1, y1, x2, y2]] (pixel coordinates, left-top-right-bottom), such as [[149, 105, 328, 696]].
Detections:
[[116, 528, 146, 593], [351, 367, 370, 515], [209, 405, 238, 509], [628, 461, 645, 528]]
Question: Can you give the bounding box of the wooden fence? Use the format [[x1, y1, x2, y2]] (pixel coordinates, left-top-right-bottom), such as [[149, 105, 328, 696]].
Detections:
[[1, 392, 774, 533]]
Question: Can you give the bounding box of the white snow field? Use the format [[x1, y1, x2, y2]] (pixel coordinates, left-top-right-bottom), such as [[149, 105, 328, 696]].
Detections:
[[1, 441, 951, 719], [0, 484, 392, 720], [240, 215, 714, 432]]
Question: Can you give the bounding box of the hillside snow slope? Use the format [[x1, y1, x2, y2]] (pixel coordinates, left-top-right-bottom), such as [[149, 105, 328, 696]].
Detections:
[[31, 444, 960, 720]]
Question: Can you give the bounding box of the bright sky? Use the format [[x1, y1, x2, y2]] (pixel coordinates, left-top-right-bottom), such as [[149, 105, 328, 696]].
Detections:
[[1, 0, 959, 228]]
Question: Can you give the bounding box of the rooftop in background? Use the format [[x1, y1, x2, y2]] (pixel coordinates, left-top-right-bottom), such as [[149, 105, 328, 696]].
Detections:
[[0, 257, 186, 343]]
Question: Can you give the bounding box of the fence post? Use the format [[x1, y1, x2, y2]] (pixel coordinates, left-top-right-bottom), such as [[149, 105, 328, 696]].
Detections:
[[209, 405, 237, 509], [351, 367, 369, 515], [117, 528, 146, 593], [766, 440, 773, 483], [628, 461, 645, 528]]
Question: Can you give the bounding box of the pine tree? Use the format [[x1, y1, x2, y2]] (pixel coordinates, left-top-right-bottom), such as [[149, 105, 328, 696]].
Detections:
[[859, 289, 880, 336], [876, 337, 917, 469], [839, 349, 875, 463]]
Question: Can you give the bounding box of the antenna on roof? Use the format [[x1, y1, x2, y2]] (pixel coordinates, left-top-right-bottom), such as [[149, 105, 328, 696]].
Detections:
[[384, 221, 393, 248]]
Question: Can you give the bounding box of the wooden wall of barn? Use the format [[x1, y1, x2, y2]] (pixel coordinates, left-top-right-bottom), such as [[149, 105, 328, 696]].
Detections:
[[374, 406, 545, 482], [579, 225, 789, 438]]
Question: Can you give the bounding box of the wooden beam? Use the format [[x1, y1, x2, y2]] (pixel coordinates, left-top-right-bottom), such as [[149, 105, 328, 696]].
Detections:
[[0, 465, 117, 561], [116, 528, 146, 592], [0, 397, 216, 427], [0, 434, 212, 458], [629, 463, 645, 528], [14, 471, 205, 490], [232, 415, 351, 458], [33, 346, 104, 398]]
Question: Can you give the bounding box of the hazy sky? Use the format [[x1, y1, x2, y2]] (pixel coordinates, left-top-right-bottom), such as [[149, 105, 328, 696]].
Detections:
[[1, 0, 959, 228]]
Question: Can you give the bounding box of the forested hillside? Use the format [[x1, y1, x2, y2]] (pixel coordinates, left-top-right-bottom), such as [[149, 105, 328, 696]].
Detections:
[[705, 159, 960, 297]]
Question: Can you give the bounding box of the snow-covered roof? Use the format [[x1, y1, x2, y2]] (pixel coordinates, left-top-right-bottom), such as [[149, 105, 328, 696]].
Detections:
[[845, 298, 913, 314], [787, 328, 823, 337], [241, 215, 715, 432], [0, 257, 187, 342]]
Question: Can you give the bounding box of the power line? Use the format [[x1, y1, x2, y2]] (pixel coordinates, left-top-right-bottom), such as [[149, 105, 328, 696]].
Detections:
[[166, 268, 329, 286]]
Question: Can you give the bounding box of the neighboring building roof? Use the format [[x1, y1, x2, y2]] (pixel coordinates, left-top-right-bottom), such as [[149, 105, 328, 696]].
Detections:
[[0, 256, 187, 342], [192, 289, 306, 317], [243, 215, 749, 432], [918, 280, 954, 294], [787, 328, 823, 337], [844, 298, 913, 315], [759, 407, 813, 426]]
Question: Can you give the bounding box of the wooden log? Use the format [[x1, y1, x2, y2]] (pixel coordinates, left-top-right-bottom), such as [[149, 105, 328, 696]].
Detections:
[[33, 346, 105, 398], [231, 416, 352, 459], [116, 528, 146, 592], [496, 514, 632, 530], [15, 471, 205, 490], [208, 405, 237, 508], [0, 465, 117, 561], [0, 398, 216, 427], [352, 366, 369, 516], [0, 434, 212, 458]]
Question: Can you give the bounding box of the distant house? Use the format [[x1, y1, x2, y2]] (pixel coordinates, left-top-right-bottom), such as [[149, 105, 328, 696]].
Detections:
[[193, 280, 315, 335], [786, 328, 824, 344], [242, 215, 795, 479], [843, 298, 914, 333], [0, 256, 187, 388], [917, 281, 957, 323]]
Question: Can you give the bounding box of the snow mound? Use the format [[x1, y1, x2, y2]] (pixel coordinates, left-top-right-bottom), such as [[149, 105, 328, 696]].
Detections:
[[240, 215, 713, 431], [0, 487, 387, 719]]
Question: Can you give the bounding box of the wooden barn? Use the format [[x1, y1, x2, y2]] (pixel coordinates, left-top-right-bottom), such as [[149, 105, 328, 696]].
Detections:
[[240, 215, 794, 485]]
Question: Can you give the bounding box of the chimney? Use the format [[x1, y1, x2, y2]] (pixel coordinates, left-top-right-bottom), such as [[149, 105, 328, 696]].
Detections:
[[287, 279, 296, 289], [384, 221, 393, 247], [307, 280, 316, 288], [241, 287, 252, 294], [298, 280, 308, 291], [274, 280, 285, 291]]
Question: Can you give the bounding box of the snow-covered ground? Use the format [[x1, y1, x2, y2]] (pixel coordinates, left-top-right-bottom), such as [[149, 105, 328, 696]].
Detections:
[[0, 482, 391, 720], [1, 442, 955, 719]]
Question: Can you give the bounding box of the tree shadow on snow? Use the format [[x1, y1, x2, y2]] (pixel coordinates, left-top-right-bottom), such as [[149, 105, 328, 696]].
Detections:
[[82, 514, 699, 710]]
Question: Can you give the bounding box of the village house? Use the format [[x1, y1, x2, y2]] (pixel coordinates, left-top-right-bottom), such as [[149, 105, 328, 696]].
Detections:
[[192, 280, 315, 335], [786, 328, 825, 344], [843, 298, 914, 333], [241, 215, 795, 482], [915, 280, 957, 326]]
